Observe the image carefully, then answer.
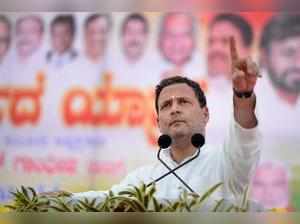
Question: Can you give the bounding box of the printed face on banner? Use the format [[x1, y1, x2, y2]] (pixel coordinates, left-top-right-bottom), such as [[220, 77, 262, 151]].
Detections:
[[159, 13, 195, 67], [51, 22, 74, 55], [0, 18, 10, 62], [266, 36, 300, 94], [122, 18, 148, 63], [16, 16, 43, 61], [251, 162, 290, 209], [207, 20, 249, 79], [84, 16, 109, 61]]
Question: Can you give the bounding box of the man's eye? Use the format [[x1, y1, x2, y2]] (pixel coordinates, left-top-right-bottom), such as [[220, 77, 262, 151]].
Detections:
[[179, 99, 189, 104], [160, 102, 170, 110]]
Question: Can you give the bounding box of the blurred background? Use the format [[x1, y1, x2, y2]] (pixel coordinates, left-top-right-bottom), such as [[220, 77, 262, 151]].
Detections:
[[0, 11, 299, 211]]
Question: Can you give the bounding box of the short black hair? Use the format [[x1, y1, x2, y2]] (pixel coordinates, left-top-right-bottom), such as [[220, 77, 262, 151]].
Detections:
[[260, 14, 300, 53], [51, 14, 75, 36], [211, 13, 253, 47], [121, 13, 149, 34], [84, 13, 112, 32], [0, 15, 11, 31], [155, 76, 207, 114]]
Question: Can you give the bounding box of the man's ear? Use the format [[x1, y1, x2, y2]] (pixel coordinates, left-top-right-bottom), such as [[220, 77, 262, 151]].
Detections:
[[156, 116, 160, 129], [203, 106, 209, 125]]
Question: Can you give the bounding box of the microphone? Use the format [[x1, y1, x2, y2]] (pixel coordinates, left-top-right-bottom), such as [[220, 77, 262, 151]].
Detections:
[[147, 133, 205, 193], [158, 134, 172, 149], [191, 133, 205, 148]]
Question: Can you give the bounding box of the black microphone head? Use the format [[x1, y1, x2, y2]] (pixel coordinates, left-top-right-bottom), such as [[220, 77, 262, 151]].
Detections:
[[191, 133, 205, 148], [158, 134, 172, 149]]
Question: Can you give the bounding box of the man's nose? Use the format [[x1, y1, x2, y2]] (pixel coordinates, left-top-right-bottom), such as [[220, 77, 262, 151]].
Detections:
[[170, 102, 181, 115]]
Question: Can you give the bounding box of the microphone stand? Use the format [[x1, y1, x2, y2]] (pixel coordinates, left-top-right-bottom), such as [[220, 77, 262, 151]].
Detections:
[[147, 147, 201, 193]]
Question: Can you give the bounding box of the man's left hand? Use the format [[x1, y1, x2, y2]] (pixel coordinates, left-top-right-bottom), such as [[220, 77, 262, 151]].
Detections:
[[230, 36, 261, 128], [230, 36, 261, 93]]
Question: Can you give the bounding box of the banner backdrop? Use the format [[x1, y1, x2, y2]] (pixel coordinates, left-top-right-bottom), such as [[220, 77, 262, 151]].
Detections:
[[0, 12, 299, 210]]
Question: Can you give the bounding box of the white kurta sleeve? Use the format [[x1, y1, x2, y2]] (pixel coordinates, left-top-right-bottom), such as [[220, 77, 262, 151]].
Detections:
[[221, 115, 261, 198], [71, 166, 151, 201]]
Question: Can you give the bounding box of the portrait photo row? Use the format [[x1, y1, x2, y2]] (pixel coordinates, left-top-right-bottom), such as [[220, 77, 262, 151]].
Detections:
[[0, 12, 299, 210]]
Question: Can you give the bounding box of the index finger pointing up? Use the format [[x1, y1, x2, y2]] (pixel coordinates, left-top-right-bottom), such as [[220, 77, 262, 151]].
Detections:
[[230, 36, 239, 63]]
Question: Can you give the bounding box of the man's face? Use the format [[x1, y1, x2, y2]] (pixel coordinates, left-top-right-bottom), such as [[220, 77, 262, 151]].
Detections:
[[85, 17, 109, 60], [266, 36, 300, 94], [122, 19, 147, 62], [51, 23, 73, 54], [16, 17, 43, 60], [159, 14, 194, 67], [157, 83, 208, 140], [251, 165, 289, 209], [0, 20, 10, 61], [207, 21, 249, 78]]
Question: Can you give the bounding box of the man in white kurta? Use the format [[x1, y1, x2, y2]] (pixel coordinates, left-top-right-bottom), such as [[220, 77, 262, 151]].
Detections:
[[73, 115, 260, 203], [71, 37, 261, 206]]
